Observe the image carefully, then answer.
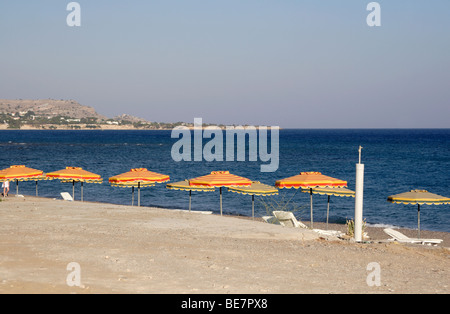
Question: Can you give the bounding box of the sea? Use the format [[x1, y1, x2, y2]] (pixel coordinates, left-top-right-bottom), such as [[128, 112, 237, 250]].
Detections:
[[1, 129, 449, 232]]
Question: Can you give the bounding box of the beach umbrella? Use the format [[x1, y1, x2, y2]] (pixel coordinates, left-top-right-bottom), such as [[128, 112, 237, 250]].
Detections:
[[387, 190, 450, 238], [275, 172, 348, 228], [228, 181, 278, 218], [46, 167, 103, 201], [301, 187, 355, 229], [0, 165, 51, 196], [109, 168, 170, 207], [166, 180, 215, 212], [189, 171, 252, 216]]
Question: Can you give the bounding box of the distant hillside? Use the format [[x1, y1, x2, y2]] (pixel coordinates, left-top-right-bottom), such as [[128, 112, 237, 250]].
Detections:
[[0, 99, 108, 120], [0, 99, 227, 130], [0, 99, 186, 130]]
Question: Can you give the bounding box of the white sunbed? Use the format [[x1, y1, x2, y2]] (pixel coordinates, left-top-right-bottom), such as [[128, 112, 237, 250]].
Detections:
[[272, 211, 308, 229], [262, 216, 279, 224], [171, 209, 212, 215], [60, 192, 74, 201], [383, 228, 443, 245], [313, 229, 344, 237]]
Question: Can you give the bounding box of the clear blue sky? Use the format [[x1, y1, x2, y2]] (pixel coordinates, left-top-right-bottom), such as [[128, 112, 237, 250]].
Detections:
[[1, 0, 449, 128]]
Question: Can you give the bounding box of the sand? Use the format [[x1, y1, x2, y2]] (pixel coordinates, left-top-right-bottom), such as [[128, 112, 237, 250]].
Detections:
[[0, 195, 449, 294]]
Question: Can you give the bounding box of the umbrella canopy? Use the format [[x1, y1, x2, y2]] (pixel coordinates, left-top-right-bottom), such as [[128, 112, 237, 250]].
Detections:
[[302, 187, 355, 229], [47, 167, 102, 182], [166, 180, 215, 212], [109, 168, 170, 185], [109, 168, 170, 207], [167, 180, 215, 192], [189, 171, 252, 187], [0, 165, 43, 180], [387, 190, 450, 238], [275, 171, 347, 189], [275, 172, 348, 228], [228, 181, 278, 218], [46, 167, 102, 201], [0, 165, 51, 196], [387, 190, 450, 205], [228, 181, 279, 197], [189, 171, 252, 215]]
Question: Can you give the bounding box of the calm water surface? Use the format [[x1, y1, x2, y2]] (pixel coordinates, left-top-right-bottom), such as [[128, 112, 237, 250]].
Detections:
[[1, 129, 449, 232]]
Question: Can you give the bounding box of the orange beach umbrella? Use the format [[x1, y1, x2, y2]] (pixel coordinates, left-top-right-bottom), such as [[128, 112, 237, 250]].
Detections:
[[189, 171, 252, 216], [109, 168, 170, 207], [275, 172, 348, 228], [0, 165, 50, 196], [46, 167, 103, 201]]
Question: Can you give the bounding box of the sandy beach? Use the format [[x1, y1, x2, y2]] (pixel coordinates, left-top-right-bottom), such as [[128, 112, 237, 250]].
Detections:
[[0, 195, 448, 294]]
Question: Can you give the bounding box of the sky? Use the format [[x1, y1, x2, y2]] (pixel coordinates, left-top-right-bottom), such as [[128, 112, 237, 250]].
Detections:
[[0, 0, 449, 128]]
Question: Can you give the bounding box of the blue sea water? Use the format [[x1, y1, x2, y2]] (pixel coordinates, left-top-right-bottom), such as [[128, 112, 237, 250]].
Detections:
[[0, 129, 449, 232]]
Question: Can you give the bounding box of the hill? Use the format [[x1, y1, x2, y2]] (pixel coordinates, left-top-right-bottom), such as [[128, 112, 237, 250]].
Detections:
[[0, 99, 199, 130], [0, 99, 108, 121], [0, 99, 232, 130]]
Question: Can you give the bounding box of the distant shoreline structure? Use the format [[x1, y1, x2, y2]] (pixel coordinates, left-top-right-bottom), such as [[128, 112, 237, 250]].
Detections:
[[0, 125, 277, 131]]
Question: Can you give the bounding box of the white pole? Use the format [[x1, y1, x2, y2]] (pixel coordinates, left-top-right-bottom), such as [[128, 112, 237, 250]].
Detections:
[[354, 146, 364, 242], [138, 182, 141, 207]]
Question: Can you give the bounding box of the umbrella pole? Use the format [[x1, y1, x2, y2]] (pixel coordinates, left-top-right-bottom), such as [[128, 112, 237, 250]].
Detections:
[[220, 187, 223, 216], [138, 182, 141, 207], [310, 188, 314, 229], [72, 180, 75, 201], [132, 186, 134, 206], [81, 182, 84, 202], [326, 195, 330, 230], [36, 181, 38, 197], [16, 180, 19, 196], [252, 194, 255, 219], [189, 190, 192, 212], [418, 204, 421, 239]]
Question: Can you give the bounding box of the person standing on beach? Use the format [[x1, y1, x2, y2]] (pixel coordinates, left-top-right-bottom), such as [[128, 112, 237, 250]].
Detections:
[[2, 180, 9, 197]]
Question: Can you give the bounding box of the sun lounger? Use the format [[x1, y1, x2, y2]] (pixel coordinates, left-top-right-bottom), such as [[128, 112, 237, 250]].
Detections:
[[313, 229, 344, 237], [262, 216, 279, 224], [384, 228, 443, 245], [61, 192, 74, 201], [172, 209, 212, 215], [272, 211, 308, 228]]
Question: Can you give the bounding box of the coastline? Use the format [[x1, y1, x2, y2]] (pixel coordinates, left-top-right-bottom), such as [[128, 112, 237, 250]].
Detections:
[[0, 125, 173, 131], [0, 195, 448, 294]]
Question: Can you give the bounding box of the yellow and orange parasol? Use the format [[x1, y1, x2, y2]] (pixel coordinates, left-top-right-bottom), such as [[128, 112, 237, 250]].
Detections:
[[109, 168, 170, 207], [189, 171, 252, 216], [0, 165, 51, 196], [275, 172, 348, 228], [388, 190, 450, 238], [46, 167, 103, 201]]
